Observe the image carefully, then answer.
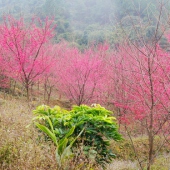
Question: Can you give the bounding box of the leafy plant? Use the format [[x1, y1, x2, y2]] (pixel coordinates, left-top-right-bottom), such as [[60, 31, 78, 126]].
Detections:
[[33, 104, 122, 169]]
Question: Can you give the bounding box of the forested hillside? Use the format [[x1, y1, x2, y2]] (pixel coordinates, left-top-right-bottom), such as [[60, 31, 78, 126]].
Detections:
[[0, 0, 166, 49]]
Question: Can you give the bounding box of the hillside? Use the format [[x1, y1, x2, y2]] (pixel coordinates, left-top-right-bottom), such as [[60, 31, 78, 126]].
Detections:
[[0, 0, 164, 48]]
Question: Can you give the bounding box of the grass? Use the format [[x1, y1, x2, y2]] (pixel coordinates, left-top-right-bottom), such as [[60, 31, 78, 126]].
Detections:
[[0, 97, 57, 170], [107, 160, 137, 170], [149, 153, 170, 170], [0, 93, 170, 170]]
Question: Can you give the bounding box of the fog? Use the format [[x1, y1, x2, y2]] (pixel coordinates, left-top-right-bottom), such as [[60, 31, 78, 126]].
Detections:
[[0, 0, 115, 27], [0, 0, 169, 46]]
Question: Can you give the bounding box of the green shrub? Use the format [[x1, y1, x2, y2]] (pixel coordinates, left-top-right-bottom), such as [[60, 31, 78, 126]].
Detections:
[[33, 104, 122, 169]]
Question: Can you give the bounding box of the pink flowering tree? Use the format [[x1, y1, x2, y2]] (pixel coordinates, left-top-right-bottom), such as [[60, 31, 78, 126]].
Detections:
[[40, 44, 61, 104], [0, 16, 55, 99], [108, 43, 170, 169], [0, 52, 10, 89], [56, 45, 107, 105]]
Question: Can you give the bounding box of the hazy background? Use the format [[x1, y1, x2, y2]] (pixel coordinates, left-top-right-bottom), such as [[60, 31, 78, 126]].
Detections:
[[0, 0, 169, 49]]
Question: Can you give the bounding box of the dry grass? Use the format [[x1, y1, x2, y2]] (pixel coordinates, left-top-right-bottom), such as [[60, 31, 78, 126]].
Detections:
[[0, 93, 170, 170], [0, 95, 137, 170], [107, 161, 137, 170], [0, 97, 57, 170]]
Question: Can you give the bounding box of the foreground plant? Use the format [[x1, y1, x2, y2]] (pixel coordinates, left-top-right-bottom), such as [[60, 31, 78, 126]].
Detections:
[[33, 104, 122, 169]]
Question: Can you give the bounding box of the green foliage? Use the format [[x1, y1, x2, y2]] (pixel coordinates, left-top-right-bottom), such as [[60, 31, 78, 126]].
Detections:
[[33, 104, 122, 169]]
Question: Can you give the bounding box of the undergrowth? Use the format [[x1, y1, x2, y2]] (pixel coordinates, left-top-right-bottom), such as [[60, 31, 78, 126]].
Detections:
[[0, 94, 170, 170]]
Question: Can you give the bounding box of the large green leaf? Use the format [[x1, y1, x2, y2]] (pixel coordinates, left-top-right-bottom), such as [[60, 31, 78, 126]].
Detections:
[[64, 126, 75, 138], [35, 122, 58, 146], [58, 138, 68, 156], [46, 116, 54, 133]]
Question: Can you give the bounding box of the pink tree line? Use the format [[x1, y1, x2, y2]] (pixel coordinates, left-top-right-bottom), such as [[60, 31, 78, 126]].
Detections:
[[0, 15, 108, 105]]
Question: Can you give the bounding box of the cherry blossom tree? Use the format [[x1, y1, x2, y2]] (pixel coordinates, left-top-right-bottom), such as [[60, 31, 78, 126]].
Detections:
[[40, 44, 61, 104], [0, 53, 9, 89], [56, 45, 107, 105], [0, 16, 55, 100], [108, 43, 170, 169], [107, 1, 170, 169]]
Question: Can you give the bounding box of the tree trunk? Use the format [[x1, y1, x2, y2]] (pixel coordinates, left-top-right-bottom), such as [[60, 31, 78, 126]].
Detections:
[[13, 80, 16, 95], [47, 86, 52, 105], [147, 132, 154, 170], [25, 83, 29, 101]]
